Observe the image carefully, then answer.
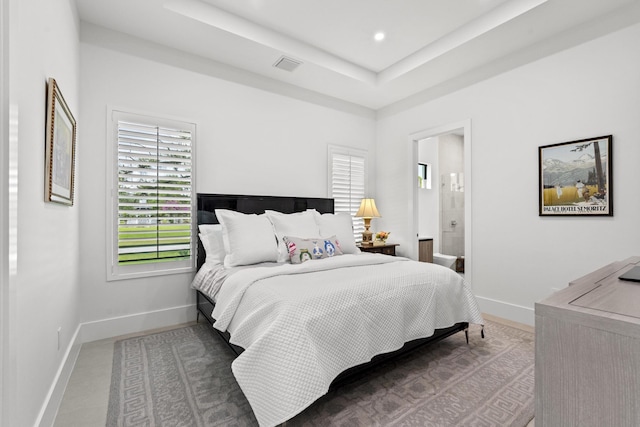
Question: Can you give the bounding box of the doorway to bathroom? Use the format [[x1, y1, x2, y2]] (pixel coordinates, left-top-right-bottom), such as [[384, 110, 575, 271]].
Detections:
[[409, 120, 472, 281], [419, 132, 465, 271]]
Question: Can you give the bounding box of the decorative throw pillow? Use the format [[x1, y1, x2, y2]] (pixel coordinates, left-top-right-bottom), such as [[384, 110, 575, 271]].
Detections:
[[265, 210, 321, 262], [198, 224, 225, 265], [282, 235, 343, 264], [313, 212, 359, 254], [215, 209, 279, 267]]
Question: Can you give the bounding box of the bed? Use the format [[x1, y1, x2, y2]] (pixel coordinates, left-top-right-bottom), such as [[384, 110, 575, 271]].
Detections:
[[192, 193, 484, 427]]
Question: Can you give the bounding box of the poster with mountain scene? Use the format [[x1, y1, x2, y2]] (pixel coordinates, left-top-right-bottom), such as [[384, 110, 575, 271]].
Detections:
[[539, 135, 612, 216]]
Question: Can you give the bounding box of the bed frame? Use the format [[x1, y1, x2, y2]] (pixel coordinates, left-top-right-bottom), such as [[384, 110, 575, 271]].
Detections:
[[195, 193, 468, 387]]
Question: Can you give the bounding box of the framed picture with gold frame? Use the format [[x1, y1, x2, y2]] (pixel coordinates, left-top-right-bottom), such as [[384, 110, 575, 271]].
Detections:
[[539, 135, 612, 216], [45, 77, 77, 206]]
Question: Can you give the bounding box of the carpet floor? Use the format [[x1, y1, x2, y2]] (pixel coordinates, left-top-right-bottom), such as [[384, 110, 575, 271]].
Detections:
[[107, 320, 534, 427]]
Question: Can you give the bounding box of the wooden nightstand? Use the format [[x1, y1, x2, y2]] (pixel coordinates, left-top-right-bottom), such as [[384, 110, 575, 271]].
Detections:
[[358, 243, 398, 256]]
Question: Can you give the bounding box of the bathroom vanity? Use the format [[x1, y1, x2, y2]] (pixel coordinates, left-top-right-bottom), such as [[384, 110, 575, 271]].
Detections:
[[418, 238, 433, 263]]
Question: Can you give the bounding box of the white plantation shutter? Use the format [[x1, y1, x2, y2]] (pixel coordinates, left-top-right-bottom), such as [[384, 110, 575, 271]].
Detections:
[[108, 110, 195, 280], [329, 146, 366, 242]]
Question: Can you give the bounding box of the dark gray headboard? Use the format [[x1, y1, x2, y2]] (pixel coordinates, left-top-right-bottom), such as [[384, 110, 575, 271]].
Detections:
[[196, 193, 334, 269]]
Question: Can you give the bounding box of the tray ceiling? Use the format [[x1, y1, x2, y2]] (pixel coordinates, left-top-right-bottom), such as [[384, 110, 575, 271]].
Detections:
[[76, 0, 640, 110]]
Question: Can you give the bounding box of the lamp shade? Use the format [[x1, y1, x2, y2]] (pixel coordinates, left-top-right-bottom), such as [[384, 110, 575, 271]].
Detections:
[[355, 198, 381, 219]]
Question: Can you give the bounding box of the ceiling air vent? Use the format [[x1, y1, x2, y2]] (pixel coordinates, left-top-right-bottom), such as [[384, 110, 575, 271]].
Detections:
[[273, 56, 302, 72]]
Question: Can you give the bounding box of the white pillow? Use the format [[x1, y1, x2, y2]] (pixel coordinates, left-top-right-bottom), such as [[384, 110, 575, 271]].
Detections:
[[265, 210, 321, 262], [314, 212, 359, 254], [215, 209, 278, 267], [198, 224, 225, 265]]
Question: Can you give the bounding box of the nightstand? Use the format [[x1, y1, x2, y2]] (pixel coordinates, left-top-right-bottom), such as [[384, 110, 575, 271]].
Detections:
[[358, 243, 399, 256]]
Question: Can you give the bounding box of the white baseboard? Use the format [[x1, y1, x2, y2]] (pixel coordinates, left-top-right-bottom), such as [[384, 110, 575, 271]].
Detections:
[[35, 324, 82, 427], [80, 303, 198, 343], [38, 304, 197, 427], [475, 295, 535, 326]]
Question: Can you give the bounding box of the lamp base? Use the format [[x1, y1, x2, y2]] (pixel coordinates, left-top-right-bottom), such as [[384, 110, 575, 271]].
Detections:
[[361, 230, 374, 245]]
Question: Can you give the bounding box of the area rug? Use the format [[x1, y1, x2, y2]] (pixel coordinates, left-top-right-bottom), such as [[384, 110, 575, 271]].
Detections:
[[107, 320, 534, 427]]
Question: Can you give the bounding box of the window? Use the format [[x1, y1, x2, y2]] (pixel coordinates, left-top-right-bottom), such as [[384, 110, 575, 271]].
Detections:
[[107, 110, 195, 280], [328, 145, 366, 242], [418, 163, 431, 189]]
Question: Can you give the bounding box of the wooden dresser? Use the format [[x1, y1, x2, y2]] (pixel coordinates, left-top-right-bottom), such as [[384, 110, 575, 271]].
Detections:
[[535, 256, 640, 427]]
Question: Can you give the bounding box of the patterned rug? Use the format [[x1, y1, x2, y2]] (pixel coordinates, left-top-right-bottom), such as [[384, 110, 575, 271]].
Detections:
[[107, 320, 534, 427]]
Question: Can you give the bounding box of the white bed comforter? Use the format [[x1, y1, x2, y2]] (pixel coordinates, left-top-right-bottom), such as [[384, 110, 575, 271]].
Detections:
[[211, 253, 484, 427]]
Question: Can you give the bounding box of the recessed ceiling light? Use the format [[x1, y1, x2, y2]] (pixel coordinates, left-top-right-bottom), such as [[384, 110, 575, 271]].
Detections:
[[374, 32, 385, 42]]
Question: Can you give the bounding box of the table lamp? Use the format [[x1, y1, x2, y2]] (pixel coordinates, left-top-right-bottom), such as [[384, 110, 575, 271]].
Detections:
[[355, 198, 381, 245]]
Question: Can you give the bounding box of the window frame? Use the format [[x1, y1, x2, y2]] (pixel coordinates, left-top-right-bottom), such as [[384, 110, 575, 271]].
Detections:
[[106, 108, 197, 281], [327, 145, 367, 243]]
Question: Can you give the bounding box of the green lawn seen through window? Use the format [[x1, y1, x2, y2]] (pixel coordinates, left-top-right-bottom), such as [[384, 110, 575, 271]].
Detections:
[[118, 223, 190, 264]]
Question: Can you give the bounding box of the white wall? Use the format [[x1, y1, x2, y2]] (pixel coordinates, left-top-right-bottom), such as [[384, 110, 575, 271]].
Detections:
[[0, 0, 9, 425], [377, 22, 640, 325], [8, 0, 80, 425], [78, 41, 376, 338], [0, 0, 10, 423]]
